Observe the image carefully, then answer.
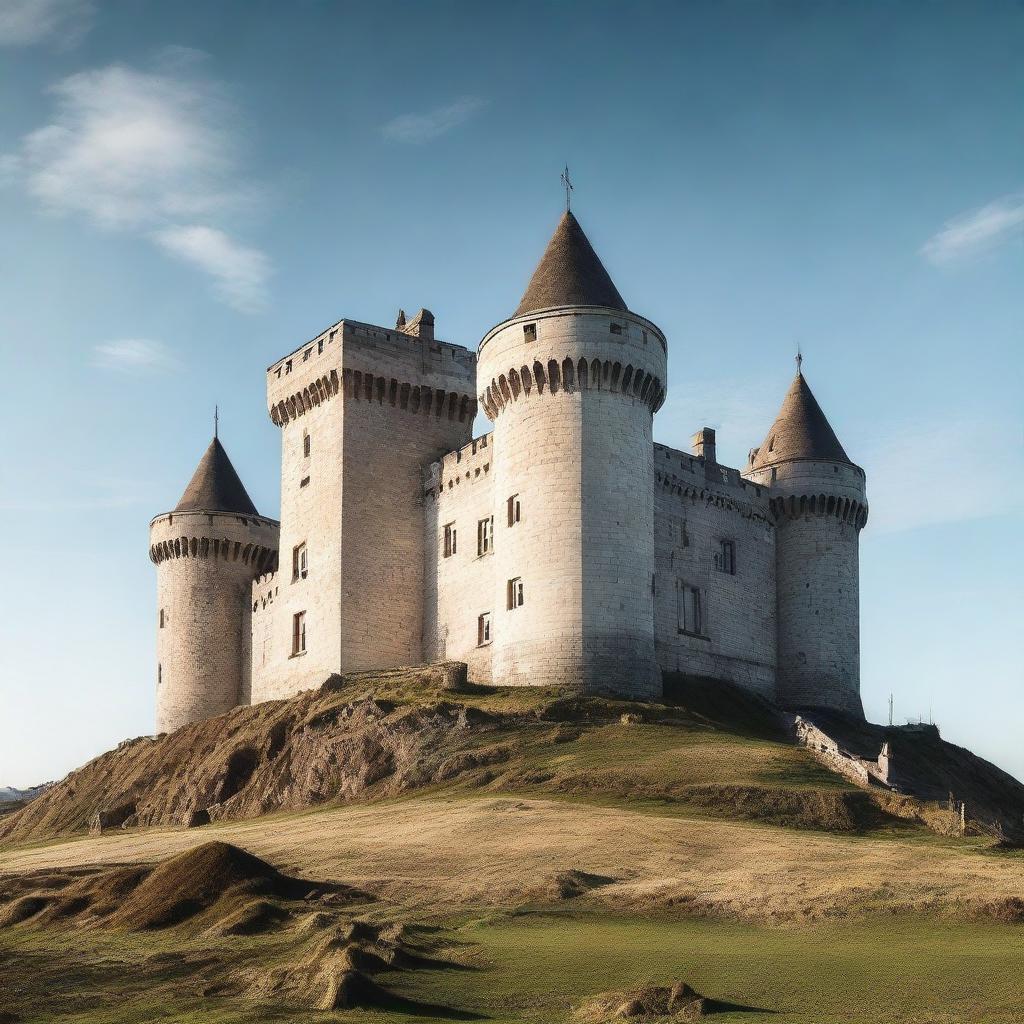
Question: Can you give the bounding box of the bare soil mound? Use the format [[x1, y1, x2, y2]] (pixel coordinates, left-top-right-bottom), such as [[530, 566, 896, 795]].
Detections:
[[0, 841, 364, 934], [577, 981, 709, 1020]]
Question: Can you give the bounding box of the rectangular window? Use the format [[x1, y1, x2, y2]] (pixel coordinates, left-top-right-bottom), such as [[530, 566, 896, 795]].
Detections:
[[303, 348, 311, 361], [507, 494, 521, 527], [318, 339, 324, 354], [507, 577, 524, 610], [285, 359, 293, 374], [292, 543, 308, 581], [303, 431, 311, 457], [678, 583, 705, 636], [610, 322, 623, 335], [292, 611, 306, 655], [300, 475, 310, 488], [715, 539, 736, 575], [477, 516, 494, 556], [159, 608, 165, 628], [158, 663, 162, 686], [477, 612, 492, 646], [443, 522, 457, 558], [523, 323, 537, 342]]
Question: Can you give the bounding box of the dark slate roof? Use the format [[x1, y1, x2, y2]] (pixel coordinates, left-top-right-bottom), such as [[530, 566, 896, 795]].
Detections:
[[174, 437, 260, 516], [751, 372, 853, 470], [514, 211, 628, 317]]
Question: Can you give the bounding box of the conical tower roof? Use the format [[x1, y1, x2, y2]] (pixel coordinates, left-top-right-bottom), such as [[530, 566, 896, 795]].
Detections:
[[514, 211, 627, 317], [751, 371, 853, 470], [174, 437, 259, 516]]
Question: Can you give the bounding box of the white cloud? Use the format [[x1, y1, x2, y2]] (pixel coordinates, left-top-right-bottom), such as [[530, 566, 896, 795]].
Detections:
[[153, 225, 270, 313], [15, 60, 236, 229], [382, 96, 486, 144], [921, 192, 1024, 264], [5, 52, 270, 312], [0, 0, 93, 47], [91, 338, 179, 374]]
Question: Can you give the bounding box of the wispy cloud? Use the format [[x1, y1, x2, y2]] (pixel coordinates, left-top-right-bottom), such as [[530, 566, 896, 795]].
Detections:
[[91, 338, 179, 374], [862, 416, 1024, 534], [921, 192, 1024, 265], [4, 50, 270, 311], [0, 0, 94, 48], [153, 226, 270, 314], [381, 96, 486, 144]]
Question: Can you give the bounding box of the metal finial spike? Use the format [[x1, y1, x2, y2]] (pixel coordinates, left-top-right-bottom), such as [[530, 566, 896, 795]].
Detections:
[[214, 405, 219, 439], [795, 345, 803, 374], [561, 165, 573, 213]]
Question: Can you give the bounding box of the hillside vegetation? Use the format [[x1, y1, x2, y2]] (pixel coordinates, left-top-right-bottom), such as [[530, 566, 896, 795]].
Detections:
[[8, 664, 1020, 851], [4, 666, 1024, 1023]]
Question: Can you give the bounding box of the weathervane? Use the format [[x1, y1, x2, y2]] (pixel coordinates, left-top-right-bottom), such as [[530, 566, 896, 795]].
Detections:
[[796, 345, 803, 374], [214, 404, 219, 439], [561, 165, 573, 212]]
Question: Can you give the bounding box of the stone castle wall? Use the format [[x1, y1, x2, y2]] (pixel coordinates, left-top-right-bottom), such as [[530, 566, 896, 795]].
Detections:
[[150, 510, 278, 732], [251, 318, 476, 703], [423, 433, 497, 682], [653, 444, 777, 696], [477, 307, 667, 697], [745, 458, 867, 715]]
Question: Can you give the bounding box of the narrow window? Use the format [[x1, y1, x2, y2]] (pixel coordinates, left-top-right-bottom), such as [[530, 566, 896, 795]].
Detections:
[[329, 329, 337, 343], [318, 339, 324, 354], [477, 612, 492, 646], [507, 577, 524, 610], [303, 431, 311, 457], [303, 348, 311, 361], [300, 475, 310, 488], [443, 522, 457, 558], [507, 494, 521, 527], [689, 588, 703, 634], [292, 542, 308, 581], [157, 663, 162, 686], [285, 359, 293, 374], [523, 323, 537, 342], [292, 611, 306, 655], [159, 608, 165, 628], [642, 329, 648, 345], [477, 516, 494, 556], [276, 366, 282, 378], [678, 583, 705, 636], [715, 540, 735, 575], [610, 322, 623, 335]]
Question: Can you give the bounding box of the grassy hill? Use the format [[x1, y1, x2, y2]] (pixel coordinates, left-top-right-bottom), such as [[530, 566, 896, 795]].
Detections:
[[2, 666, 1024, 1023]]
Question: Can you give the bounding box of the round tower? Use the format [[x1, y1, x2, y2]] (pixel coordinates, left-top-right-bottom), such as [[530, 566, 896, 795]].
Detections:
[[149, 436, 279, 733], [478, 210, 667, 697], [744, 367, 868, 717]]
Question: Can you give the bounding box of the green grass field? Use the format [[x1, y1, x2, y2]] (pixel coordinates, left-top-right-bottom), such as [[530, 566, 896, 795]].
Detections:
[[4, 909, 1024, 1023]]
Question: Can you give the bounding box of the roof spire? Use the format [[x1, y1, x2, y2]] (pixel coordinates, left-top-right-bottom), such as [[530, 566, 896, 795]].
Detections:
[[174, 437, 259, 516], [514, 209, 627, 317], [750, 370, 854, 471], [214, 404, 219, 439], [796, 345, 803, 375], [561, 165, 573, 213]]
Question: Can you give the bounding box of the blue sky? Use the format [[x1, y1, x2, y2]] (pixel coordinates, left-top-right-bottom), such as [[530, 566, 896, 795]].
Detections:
[[1, 0, 1021, 788]]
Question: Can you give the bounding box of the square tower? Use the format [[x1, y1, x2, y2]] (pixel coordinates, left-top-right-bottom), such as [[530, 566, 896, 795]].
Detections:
[[252, 314, 476, 701]]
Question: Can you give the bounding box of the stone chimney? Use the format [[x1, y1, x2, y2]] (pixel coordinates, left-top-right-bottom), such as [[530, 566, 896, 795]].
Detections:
[[691, 427, 716, 464], [400, 307, 434, 343]]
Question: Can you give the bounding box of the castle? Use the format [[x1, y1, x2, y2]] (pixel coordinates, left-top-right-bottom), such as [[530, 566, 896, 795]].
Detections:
[[149, 209, 869, 734]]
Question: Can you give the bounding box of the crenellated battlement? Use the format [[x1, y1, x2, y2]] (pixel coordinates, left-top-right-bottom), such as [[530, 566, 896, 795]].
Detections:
[[768, 492, 868, 528], [480, 354, 664, 419], [267, 316, 476, 428], [250, 570, 280, 615], [424, 432, 493, 499], [149, 510, 279, 574]]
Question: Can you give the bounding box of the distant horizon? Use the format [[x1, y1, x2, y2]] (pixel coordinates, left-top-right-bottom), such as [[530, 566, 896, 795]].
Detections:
[[1, 0, 1021, 788]]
